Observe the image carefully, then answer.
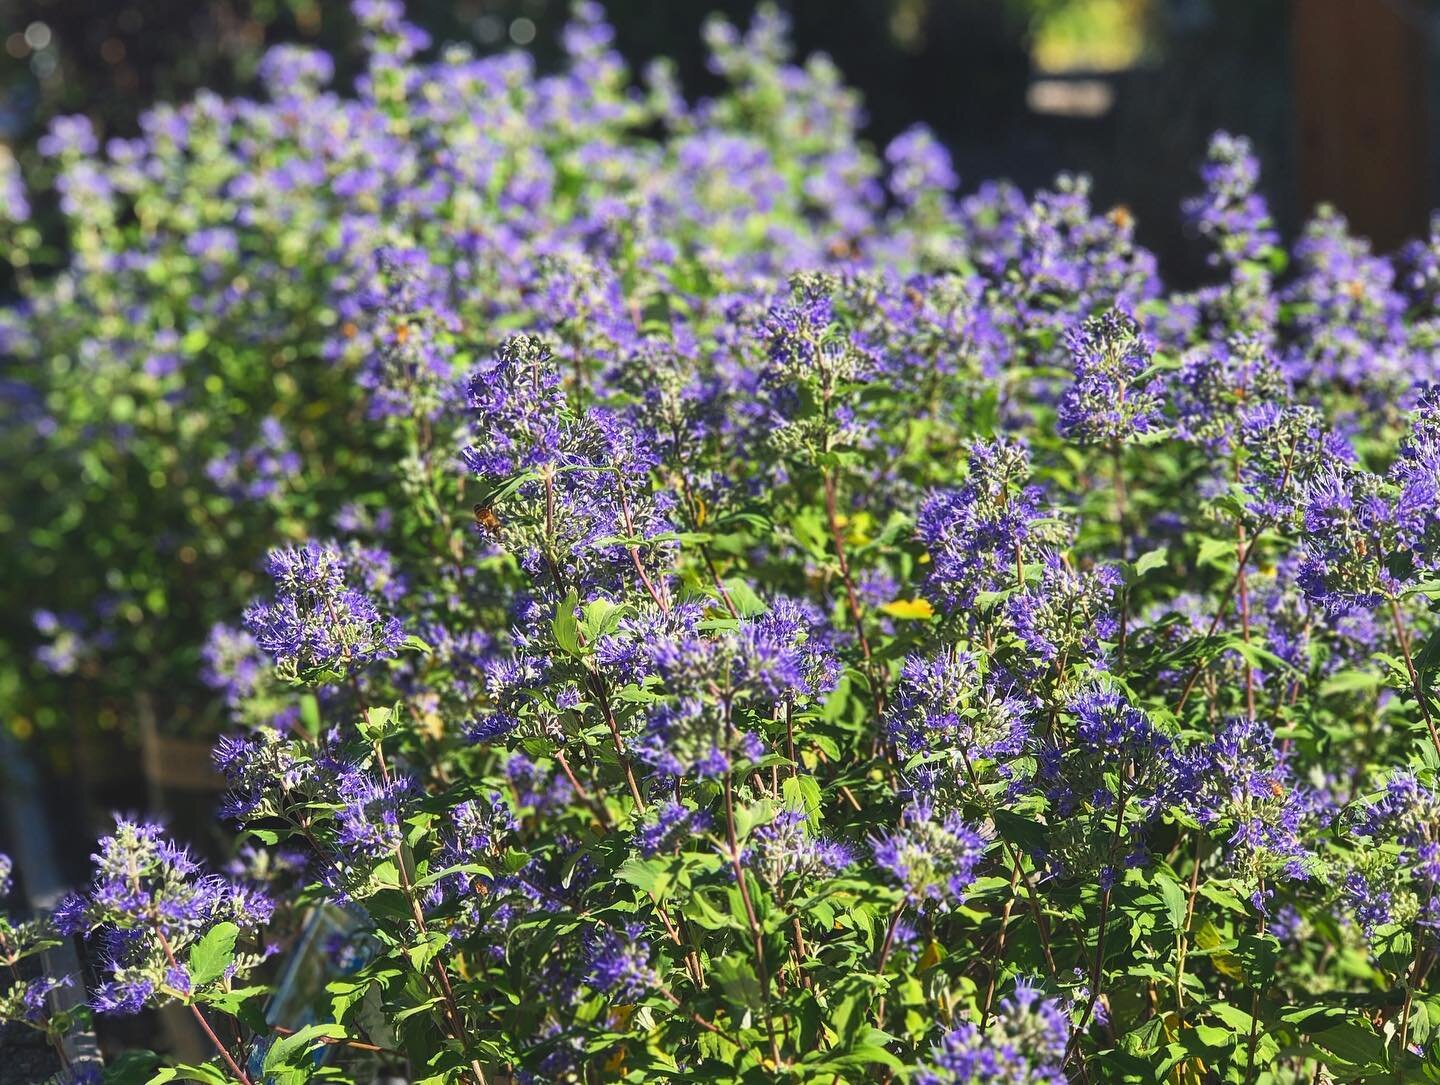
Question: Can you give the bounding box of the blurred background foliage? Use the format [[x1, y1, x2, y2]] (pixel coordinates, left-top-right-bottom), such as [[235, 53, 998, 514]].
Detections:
[[4, 0, 1439, 271], [0, 0, 1399, 281]]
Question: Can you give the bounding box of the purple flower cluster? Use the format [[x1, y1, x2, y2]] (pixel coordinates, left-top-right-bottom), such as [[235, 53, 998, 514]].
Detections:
[[55, 819, 273, 1017], [1341, 773, 1440, 935], [1181, 131, 1279, 269], [918, 438, 1066, 613], [581, 923, 657, 1002], [748, 810, 854, 895], [204, 417, 300, 502], [1034, 687, 1174, 884], [872, 802, 988, 910], [243, 540, 406, 680], [1057, 309, 1163, 446], [1006, 557, 1121, 670], [913, 978, 1070, 1085], [1169, 719, 1321, 906], [885, 652, 1031, 765]]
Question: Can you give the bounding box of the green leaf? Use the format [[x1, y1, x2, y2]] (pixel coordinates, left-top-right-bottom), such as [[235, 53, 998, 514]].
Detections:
[[358, 705, 393, 742], [580, 598, 631, 642], [1155, 872, 1188, 931], [1415, 621, 1440, 700], [1196, 536, 1236, 571], [992, 809, 1048, 855], [101, 1049, 161, 1085], [263, 1023, 346, 1073], [1319, 669, 1382, 697], [721, 577, 767, 618], [299, 694, 322, 737], [187, 922, 239, 988], [407, 931, 450, 972], [806, 1027, 902, 1071], [329, 961, 404, 1020], [616, 856, 672, 899], [1120, 1016, 1166, 1056], [197, 985, 269, 1015], [402, 634, 433, 655], [552, 588, 582, 656], [1310, 1021, 1391, 1076], [781, 774, 822, 826], [710, 954, 763, 1012], [147, 1065, 232, 1085], [478, 469, 539, 509], [412, 861, 489, 890], [1131, 546, 1169, 580]]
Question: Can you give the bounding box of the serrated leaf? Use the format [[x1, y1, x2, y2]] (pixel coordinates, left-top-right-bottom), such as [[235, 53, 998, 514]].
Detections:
[[781, 774, 822, 825], [263, 1023, 346, 1072], [187, 922, 238, 988]]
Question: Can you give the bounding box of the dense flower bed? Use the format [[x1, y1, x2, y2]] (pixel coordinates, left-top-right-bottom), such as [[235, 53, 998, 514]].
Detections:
[[7, 2, 1440, 1083]]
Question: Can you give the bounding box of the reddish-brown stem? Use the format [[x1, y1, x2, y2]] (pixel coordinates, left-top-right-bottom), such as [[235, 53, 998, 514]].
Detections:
[[1175, 531, 1262, 712], [1072, 785, 1132, 1066], [790, 912, 812, 990], [154, 929, 253, 1085], [657, 987, 739, 1043], [1176, 435, 1300, 714], [981, 866, 1022, 1026], [1387, 598, 1440, 762], [823, 470, 885, 722], [589, 673, 647, 812], [615, 476, 670, 614], [675, 468, 740, 618], [372, 744, 487, 1085], [783, 702, 797, 777], [1074, 886, 1112, 1038], [1392, 880, 1437, 1081], [1175, 831, 1205, 1015], [555, 749, 611, 830], [1242, 896, 1267, 1085], [872, 902, 907, 1029], [959, 751, 1058, 976], [724, 765, 781, 1065], [1237, 520, 1256, 719]]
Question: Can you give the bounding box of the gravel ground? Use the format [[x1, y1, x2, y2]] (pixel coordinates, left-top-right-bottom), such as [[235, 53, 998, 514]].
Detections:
[[0, 1019, 62, 1085]]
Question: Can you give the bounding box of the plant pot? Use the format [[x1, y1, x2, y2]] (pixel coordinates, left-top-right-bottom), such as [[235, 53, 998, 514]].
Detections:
[[136, 693, 225, 798]]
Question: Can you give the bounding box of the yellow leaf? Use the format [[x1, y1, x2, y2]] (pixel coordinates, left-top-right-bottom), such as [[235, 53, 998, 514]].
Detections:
[[610, 1005, 636, 1029], [918, 939, 944, 972], [1195, 918, 1244, 980], [881, 597, 934, 620], [846, 511, 875, 546]]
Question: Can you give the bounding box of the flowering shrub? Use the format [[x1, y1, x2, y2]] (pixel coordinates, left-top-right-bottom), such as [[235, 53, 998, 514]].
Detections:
[[8, 2, 1440, 1083], [0, 854, 88, 1077]]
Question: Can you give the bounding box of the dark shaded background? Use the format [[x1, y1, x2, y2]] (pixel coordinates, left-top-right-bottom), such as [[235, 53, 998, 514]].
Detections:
[[0, 0, 1435, 273]]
